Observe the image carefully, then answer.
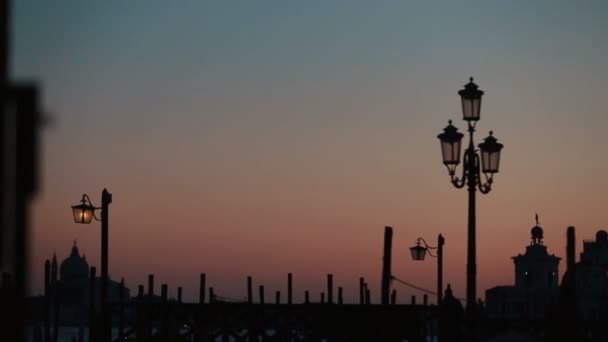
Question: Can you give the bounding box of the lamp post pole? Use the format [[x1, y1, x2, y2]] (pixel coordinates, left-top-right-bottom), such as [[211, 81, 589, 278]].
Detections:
[[100, 188, 111, 342], [465, 125, 477, 312], [437, 234, 444, 305]]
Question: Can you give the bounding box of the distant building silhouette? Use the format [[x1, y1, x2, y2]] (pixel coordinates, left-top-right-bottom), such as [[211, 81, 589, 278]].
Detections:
[[485, 221, 560, 319], [561, 228, 608, 320], [47, 241, 129, 315]]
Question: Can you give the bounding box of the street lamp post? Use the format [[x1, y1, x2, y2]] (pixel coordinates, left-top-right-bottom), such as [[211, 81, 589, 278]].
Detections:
[[72, 188, 112, 342], [409, 235, 445, 304], [437, 78, 504, 313]]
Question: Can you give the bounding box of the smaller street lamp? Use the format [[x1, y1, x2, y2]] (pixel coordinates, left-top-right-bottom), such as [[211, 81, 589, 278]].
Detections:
[[410, 242, 427, 261], [71, 194, 98, 224], [410, 234, 445, 304], [71, 189, 112, 342]]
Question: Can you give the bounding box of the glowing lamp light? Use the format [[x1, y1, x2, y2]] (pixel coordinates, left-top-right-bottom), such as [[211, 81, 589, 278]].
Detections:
[[71, 196, 95, 224]]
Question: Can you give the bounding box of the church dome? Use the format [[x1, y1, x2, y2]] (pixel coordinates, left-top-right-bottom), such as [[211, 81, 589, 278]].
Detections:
[[531, 225, 543, 241], [60, 242, 89, 283]]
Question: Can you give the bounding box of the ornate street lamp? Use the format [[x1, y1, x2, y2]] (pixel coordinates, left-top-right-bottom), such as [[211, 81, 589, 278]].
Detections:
[[437, 77, 504, 312], [478, 131, 503, 174], [71, 189, 112, 342], [410, 241, 427, 261], [458, 77, 484, 122], [410, 235, 445, 304], [437, 120, 464, 173], [71, 195, 96, 224]]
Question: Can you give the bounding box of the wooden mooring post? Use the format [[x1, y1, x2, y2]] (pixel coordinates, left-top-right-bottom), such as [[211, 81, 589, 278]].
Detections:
[[287, 273, 293, 305], [359, 277, 365, 304], [247, 276, 252, 304], [381, 226, 393, 305], [199, 273, 206, 304], [44, 260, 50, 342], [196, 273, 206, 342], [136, 285, 145, 341], [161, 284, 170, 341], [148, 274, 154, 298], [259, 285, 264, 304], [327, 274, 334, 304], [118, 278, 125, 339]]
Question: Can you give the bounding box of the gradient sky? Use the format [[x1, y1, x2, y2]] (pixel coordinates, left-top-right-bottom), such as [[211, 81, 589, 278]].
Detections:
[[13, 1, 608, 303]]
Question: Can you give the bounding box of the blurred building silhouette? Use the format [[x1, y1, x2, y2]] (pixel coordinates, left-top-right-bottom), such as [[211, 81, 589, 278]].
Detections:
[[48, 241, 129, 315], [485, 221, 560, 319]]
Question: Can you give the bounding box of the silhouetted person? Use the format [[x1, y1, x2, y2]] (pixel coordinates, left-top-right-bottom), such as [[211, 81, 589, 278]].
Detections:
[[439, 284, 464, 341]]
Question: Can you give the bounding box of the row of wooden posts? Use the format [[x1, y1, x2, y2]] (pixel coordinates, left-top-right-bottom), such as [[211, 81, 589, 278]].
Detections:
[[131, 273, 430, 306], [41, 266, 433, 341]]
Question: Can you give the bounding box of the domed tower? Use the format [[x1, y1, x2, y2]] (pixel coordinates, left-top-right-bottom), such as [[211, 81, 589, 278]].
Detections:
[[513, 215, 561, 290], [60, 241, 89, 284]]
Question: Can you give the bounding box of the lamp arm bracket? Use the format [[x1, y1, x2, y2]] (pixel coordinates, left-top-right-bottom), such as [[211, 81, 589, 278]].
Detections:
[[92, 211, 102, 221], [477, 162, 493, 194], [417, 237, 438, 250], [451, 175, 466, 189], [82, 193, 103, 220], [479, 183, 492, 194], [449, 154, 468, 189]]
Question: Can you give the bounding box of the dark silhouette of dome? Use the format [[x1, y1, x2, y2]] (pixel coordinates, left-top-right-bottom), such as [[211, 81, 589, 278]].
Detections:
[[60, 241, 89, 283], [596, 230, 608, 243], [531, 225, 543, 245]]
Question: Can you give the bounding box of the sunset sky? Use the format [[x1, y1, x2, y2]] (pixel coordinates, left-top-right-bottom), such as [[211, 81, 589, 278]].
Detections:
[[13, 1, 608, 303]]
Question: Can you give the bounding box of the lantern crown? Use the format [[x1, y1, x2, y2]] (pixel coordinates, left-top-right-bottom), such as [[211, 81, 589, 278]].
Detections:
[[437, 120, 464, 143], [458, 77, 484, 99], [478, 131, 503, 152]]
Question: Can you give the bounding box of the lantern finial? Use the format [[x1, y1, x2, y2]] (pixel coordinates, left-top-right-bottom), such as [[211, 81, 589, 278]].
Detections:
[[469, 76, 473, 82]]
